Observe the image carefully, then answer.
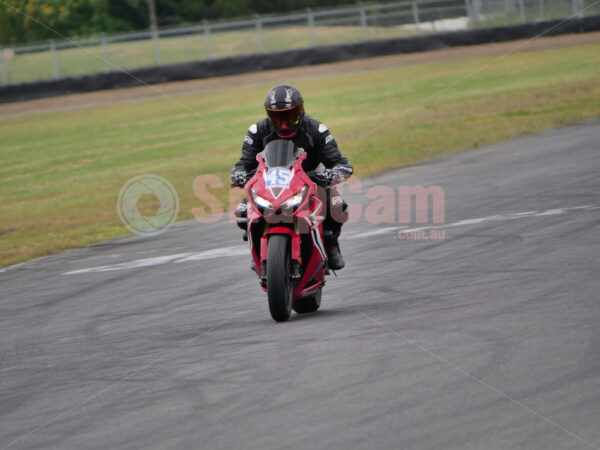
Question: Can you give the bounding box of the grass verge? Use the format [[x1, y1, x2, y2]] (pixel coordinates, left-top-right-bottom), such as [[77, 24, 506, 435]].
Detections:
[[4, 25, 417, 84], [1, 40, 599, 267]]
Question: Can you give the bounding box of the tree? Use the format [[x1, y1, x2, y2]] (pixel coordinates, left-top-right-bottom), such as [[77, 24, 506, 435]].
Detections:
[[0, 0, 367, 45], [0, 0, 143, 44]]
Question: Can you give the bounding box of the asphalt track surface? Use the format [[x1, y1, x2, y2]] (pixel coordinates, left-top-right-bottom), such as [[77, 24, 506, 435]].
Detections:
[[1, 120, 599, 449]]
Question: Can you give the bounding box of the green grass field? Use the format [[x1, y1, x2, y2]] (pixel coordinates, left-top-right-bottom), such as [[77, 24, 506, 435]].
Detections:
[[1, 41, 599, 267]]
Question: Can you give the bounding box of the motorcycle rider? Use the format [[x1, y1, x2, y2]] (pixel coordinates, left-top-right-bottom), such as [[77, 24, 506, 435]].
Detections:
[[231, 84, 353, 270]]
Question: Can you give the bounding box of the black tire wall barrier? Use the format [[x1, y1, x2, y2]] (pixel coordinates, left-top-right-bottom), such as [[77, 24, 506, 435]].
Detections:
[[2, 15, 599, 104]]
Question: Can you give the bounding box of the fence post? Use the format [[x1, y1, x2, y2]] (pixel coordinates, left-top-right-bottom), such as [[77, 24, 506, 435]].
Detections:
[[465, 0, 473, 28], [0, 46, 7, 85], [412, 1, 421, 33], [203, 20, 213, 59], [101, 33, 110, 72], [571, 0, 581, 15], [518, 0, 526, 22], [255, 15, 265, 53], [50, 39, 59, 79], [306, 8, 317, 47], [152, 28, 161, 65], [472, 0, 481, 19], [538, 0, 544, 19], [359, 3, 369, 40]]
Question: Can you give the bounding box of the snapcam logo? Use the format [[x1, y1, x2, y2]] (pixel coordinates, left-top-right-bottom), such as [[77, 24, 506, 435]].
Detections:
[[117, 174, 179, 236]]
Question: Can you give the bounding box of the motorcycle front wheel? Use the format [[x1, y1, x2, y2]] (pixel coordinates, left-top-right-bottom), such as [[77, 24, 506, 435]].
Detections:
[[267, 235, 293, 322]]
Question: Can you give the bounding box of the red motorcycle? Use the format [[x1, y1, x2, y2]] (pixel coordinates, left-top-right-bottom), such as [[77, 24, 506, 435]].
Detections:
[[239, 140, 332, 322]]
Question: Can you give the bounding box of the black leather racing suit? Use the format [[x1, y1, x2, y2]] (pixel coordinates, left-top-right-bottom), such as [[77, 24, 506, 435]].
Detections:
[[232, 114, 353, 235]]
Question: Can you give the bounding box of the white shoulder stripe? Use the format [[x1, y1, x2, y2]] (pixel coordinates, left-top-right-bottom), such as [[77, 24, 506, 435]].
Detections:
[[318, 123, 328, 133], [249, 124, 258, 134]]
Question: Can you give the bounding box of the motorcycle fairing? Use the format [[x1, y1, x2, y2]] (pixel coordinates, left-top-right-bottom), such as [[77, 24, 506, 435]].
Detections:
[[245, 152, 327, 299]]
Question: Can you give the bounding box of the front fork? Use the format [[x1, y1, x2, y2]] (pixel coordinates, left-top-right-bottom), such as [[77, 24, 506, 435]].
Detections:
[[259, 226, 302, 284]]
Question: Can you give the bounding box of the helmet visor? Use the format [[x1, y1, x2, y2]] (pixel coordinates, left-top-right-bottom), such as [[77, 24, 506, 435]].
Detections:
[[266, 104, 303, 131]]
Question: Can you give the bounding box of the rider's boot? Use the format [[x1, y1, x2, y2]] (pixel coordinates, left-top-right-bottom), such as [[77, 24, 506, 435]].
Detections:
[[235, 200, 248, 232], [291, 260, 301, 279], [324, 230, 345, 270]]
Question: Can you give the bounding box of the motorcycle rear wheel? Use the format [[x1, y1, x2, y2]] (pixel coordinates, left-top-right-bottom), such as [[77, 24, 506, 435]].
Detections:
[[267, 235, 293, 322], [292, 287, 322, 314]]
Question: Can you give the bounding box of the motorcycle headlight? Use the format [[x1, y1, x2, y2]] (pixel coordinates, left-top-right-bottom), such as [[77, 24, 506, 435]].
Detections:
[[281, 186, 307, 209], [250, 188, 273, 209]]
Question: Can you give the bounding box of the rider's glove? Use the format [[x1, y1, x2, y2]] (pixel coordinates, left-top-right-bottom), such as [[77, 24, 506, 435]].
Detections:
[[323, 166, 353, 184], [231, 169, 248, 186]]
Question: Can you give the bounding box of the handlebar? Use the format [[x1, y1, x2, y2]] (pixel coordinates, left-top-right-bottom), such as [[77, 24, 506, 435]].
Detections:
[[231, 170, 337, 188]]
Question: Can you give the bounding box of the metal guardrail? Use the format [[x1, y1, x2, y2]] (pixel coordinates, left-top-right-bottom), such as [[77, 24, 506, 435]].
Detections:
[[0, 0, 597, 85]]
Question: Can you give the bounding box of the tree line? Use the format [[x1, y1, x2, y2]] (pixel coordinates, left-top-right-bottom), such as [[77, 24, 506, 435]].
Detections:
[[0, 0, 362, 45]]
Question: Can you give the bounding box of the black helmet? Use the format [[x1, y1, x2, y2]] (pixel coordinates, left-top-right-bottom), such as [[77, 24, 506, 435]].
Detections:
[[264, 84, 305, 138]]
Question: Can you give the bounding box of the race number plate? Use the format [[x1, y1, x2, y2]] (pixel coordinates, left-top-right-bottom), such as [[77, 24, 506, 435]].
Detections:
[[265, 168, 292, 189]]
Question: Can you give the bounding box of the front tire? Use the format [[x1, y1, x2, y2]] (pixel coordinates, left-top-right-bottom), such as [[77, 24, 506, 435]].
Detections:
[[267, 235, 293, 322]]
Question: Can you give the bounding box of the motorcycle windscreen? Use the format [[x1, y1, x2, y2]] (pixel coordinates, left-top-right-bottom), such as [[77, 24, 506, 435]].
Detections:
[[262, 140, 298, 169]]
